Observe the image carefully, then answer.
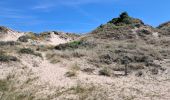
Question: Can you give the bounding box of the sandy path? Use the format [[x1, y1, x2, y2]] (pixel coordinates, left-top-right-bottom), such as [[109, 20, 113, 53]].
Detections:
[[38, 60, 76, 87]]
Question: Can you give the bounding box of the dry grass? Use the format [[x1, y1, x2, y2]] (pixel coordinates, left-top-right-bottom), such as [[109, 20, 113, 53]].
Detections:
[[46, 53, 61, 64], [99, 67, 111, 76], [65, 63, 80, 77]]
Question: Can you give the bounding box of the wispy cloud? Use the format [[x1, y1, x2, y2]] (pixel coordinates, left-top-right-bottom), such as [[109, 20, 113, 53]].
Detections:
[[32, 3, 54, 10], [32, 0, 114, 10], [31, 0, 109, 22], [0, 7, 35, 19]]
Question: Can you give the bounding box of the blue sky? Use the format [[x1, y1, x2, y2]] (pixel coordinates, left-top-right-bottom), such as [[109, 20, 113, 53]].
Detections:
[[0, 0, 170, 33]]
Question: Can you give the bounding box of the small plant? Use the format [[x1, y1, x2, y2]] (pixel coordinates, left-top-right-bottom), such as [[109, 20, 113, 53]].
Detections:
[[71, 63, 80, 71], [70, 84, 86, 94], [99, 67, 111, 76], [65, 71, 77, 77], [99, 54, 113, 64], [50, 58, 60, 64]]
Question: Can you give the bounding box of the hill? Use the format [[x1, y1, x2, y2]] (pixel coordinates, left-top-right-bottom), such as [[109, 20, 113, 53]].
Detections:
[[0, 12, 170, 100], [0, 26, 24, 41]]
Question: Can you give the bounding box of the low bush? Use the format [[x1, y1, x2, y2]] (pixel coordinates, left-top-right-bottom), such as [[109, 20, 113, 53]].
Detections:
[[19, 48, 34, 54], [17, 35, 30, 42], [55, 41, 95, 50], [55, 41, 83, 50], [0, 41, 20, 46], [99, 67, 111, 76], [99, 54, 113, 64], [108, 12, 132, 25], [19, 48, 42, 57], [0, 54, 18, 62]]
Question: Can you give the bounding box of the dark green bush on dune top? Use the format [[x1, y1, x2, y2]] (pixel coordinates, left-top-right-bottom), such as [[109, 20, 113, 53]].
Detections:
[[109, 12, 131, 25], [108, 12, 144, 26]]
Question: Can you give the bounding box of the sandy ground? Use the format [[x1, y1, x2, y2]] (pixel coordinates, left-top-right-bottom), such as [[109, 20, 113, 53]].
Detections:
[[47, 32, 72, 45], [8, 53, 168, 100]]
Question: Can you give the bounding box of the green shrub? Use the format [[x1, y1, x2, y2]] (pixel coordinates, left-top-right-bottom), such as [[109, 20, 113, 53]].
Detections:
[[19, 48, 34, 54], [55, 40, 95, 50], [0, 54, 18, 62], [108, 12, 143, 26], [19, 48, 42, 57], [0, 41, 20, 46], [109, 12, 132, 25], [55, 41, 82, 50], [17, 35, 30, 42], [0, 51, 18, 62], [99, 54, 113, 64]]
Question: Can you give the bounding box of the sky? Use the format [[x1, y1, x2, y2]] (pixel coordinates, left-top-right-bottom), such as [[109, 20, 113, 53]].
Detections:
[[0, 0, 170, 33]]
